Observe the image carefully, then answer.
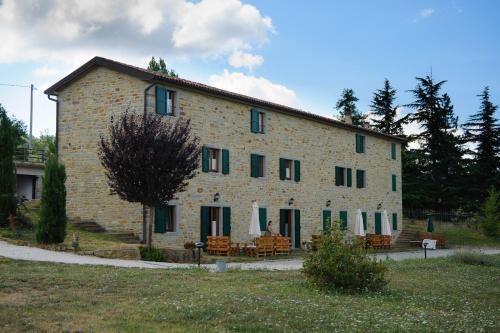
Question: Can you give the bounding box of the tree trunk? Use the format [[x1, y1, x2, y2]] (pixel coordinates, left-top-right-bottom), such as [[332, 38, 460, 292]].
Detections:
[[142, 205, 147, 244]]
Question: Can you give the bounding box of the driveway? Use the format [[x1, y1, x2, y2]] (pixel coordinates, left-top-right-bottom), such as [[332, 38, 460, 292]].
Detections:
[[1, 240, 499, 271]]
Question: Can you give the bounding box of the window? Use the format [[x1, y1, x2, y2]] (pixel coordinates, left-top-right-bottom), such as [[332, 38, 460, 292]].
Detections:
[[391, 143, 397, 160], [154, 206, 176, 233], [279, 158, 301, 182], [251, 154, 265, 178], [392, 174, 397, 192], [202, 146, 229, 174], [356, 134, 365, 153], [156, 86, 175, 116], [335, 166, 352, 187], [251, 109, 265, 133], [356, 170, 365, 188], [209, 148, 219, 172]]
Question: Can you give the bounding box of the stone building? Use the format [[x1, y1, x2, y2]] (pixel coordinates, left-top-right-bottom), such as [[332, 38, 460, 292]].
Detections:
[[45, 57, 405, 249]]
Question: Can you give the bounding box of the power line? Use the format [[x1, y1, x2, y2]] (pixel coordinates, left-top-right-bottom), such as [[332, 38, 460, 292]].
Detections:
[[0, 83, 38, 90]]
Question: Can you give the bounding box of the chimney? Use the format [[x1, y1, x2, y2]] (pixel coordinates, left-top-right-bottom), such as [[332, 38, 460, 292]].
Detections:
[[344, 112, 352, 124]]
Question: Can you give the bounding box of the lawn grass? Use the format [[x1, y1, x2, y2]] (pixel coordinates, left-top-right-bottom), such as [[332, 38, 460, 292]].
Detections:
[[0, 201, 133, 253], [405, 220, 500, 248], [0, 255, 499, 332]]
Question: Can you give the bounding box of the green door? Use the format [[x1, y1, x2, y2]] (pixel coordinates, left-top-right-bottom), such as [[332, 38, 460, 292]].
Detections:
[[200, 206, 210, 247], [294, 210, 301, 248], [339, 211, 348, 230], [375, 212, 382, 235], [322, 210, 332, 233]]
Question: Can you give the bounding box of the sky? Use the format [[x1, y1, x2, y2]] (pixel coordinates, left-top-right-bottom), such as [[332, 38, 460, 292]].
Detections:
[[0, 0, 499, 138]]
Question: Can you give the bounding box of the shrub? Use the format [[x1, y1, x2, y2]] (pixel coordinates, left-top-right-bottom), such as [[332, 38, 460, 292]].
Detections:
[[303, 220, 388, 292], [452, 251, 494, 267], [139, 246, 165, 262], [36, 157, 67, 244], [0, 108, 17, 226], [481, 188, 500, 237]]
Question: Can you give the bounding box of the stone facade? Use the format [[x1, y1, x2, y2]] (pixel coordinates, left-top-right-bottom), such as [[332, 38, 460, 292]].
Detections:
[[56, 65, 403, 249]]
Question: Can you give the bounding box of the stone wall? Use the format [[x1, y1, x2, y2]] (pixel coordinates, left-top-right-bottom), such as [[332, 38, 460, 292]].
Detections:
[[57, 66, 403, 248]]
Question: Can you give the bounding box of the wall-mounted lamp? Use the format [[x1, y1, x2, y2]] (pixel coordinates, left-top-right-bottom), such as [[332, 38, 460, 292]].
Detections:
[[377, 203, 382, 210], [214, 192, 220, 202], [288, 198, 294, 206], [326, 200, 331, 207]]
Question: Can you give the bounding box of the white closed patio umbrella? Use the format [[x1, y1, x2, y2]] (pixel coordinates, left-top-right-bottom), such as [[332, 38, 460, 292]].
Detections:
[[382, 210, 392, 236], [355, 209, 365, 237], [249, 201, 261, 239]]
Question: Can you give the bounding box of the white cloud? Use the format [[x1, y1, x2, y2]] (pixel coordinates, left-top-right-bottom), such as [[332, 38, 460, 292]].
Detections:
[[209, 70, 297, 108], [0, 0, 274, 64], [414, 8, 435, 22], [228, 50, 264, 70]]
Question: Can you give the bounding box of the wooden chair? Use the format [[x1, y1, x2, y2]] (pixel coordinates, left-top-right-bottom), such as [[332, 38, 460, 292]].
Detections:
[[274, 236, 291, 255], [251, 236, 275, 257], [206, 236, 230, 256], [381, 235, 391, 249]]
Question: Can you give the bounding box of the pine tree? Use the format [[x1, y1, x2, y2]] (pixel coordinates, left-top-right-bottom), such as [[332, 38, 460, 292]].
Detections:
[[147, 56, 178, 77], [370, 79, 407, 135], [36, 156, 67, 243], [335, 89, 367, 126], [481, 187, 499, 237], [462, 87, 500, 205], [0, 105, 17, 226], [406, 76, 464, 210]]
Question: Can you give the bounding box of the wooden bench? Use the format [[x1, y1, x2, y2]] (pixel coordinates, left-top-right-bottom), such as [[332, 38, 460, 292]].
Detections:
[[251, 236, 275, 257], [417, 232, 446, 248], [274, 236, 291, 255], [206, 236, 230, 256], [366, 234, 391, 249]]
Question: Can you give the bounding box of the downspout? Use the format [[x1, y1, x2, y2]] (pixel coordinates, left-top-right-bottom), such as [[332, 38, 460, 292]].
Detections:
[[47, 94, 59, 158], [143, 83, 155, 245]]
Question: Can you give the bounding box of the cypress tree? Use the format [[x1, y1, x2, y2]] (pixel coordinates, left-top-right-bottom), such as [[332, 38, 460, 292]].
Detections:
[[335, 88, 368, 126], [0, 105, 17, 226], [36, 156, 67, 244], [406, 76, 464, 210], [462, 87, 500, 206], [370, 79, 407, 135]]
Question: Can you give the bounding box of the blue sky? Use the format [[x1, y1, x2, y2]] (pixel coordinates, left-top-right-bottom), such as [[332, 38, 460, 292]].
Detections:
[[0, 0, 498, 137]]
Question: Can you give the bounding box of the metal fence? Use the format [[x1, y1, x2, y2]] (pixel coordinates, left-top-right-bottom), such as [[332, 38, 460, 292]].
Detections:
[[14, 147, 47, 163], [403, 208, 475, 223]]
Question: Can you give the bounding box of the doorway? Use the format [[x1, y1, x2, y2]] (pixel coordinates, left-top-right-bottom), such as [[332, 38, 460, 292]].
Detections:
[[280, 209, 301, 248]]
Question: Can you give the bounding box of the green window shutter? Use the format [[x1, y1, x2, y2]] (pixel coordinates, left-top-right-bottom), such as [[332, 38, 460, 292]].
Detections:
[[251, 109, 259, 133], [201, 146, 209, 172], [250, 154, 259, 178], [392, 213, 398, 230], [391, 143, 396, 160], [259, 208, 267, 231], [200, 206, 210, 247], [322, 210, 331, 232], [154, 206, 167, 233], [279, 158, 286, 180], [294, 160, 301, 182], [294, 210, 301, 248], [360, 135, 365, 153], [335, 166, 341, 186], [222, 207, 231, 236], [392, 174, 397, 191], [156, 86, 167, 115], [339, 211, 348, 230], [355, 134, 360, 153], [375, 212, 382, 235], [222, 149, 230, 174], [346, 168, 352, 187], [356, 170, 365, 188], [279, 209, 287, 235], [362, 212, 367, 230]]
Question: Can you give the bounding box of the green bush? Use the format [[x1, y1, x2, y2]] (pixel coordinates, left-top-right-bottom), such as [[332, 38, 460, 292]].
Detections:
[[452, 251, 495, 267], [481, 188, 500, 237], [139, 246, 165, 262], [303, 220, 388, 292], [36, 157, 67, 244]]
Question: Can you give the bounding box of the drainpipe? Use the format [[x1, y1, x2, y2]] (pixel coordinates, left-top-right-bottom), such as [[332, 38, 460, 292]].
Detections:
[[47, 94, 59, 158], [143, 83, 155, 245]]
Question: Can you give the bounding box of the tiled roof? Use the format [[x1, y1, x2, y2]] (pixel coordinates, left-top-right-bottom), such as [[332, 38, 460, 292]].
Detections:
[[44, 56, 406, 143]]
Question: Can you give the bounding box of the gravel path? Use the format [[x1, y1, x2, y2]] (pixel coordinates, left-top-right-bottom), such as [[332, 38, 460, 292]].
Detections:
[[1, 240, 499, 271]]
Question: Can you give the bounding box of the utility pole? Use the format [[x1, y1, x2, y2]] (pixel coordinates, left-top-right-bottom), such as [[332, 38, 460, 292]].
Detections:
[[29, 83, 33, 149]]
